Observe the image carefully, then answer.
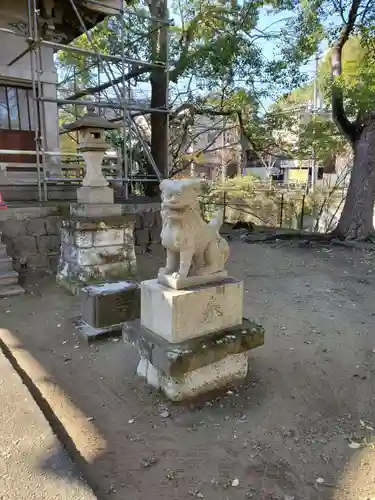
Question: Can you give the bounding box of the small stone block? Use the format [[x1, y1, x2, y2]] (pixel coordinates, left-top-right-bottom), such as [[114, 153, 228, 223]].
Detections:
[[137, 353, 249, 402], [123, 317, 264, 377], [157, 270, 228, 290], [81, 281, 140, 329], [140, 278, 243, 343], [77, 186, 114, 205]]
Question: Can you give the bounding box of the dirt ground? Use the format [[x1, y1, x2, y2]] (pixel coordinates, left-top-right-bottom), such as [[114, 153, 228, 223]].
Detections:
[[1, 240, 375, 500]]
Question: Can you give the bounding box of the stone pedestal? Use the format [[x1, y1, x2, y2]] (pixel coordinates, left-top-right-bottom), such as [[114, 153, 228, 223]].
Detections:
[[57, 207, 137, 295], [141, 278, 243, 342], [77, 186, 114, 204], [124, 278, 265, 401]]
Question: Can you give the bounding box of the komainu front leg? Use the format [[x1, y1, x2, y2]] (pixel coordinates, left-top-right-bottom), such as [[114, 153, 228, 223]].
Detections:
[[160, 250, 179, 275], [174, 249, 193, 279]]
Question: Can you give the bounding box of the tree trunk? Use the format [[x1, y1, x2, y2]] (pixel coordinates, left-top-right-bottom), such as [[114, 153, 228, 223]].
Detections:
[[148, 0, 168, 197], [150, 72, 168, 177], [335, 115, 375, 240]]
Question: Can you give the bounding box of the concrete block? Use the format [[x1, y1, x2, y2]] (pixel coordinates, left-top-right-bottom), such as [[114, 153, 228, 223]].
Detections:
[[74, 231, 93, 248], [61, 244, 77, 263], [154, 211, 162, 229], [76, 246, 127, 266], [135, 228, 150, 247], [142, 211, 155, 228], [60, 228, 73, 245], [49, 254, 59, 271], [27, 255, 50, 269], [81, 281, 140, 329], [150, 214, 162, 243], [45, 216, 61, 235], [141, 278, 243, 343], [84, 261, 136, 281], [37, 235, 60, 254], [25, 218, 46, 237], [134, 213, 142, 229], [93, 229, 125, 247], [137, 353, 249, 402], [5, 239, 13, 256], [124, 318, 264, 377], [2, 219, 24, 239], [12, 236, 37, 257]]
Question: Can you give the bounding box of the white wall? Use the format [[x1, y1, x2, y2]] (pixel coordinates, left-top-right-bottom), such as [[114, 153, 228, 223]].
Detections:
[[0, 0, 59, 155]]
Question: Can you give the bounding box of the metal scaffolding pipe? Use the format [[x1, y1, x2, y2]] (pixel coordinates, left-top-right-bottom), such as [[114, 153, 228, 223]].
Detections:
[[0, 150, 82, 156], [28, 0, 42, 202], [40, 39, 166, 69], [8, 43, 34, 67], [21, 0, 170, 200], [40, 96, 168, 114]]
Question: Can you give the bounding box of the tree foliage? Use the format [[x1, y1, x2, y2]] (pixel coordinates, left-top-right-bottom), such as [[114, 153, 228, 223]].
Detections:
[[56, 0, 375, 235], [56, 0, 321, 172]]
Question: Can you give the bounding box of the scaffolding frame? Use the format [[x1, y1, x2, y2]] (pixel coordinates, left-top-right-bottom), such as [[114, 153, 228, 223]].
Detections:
[[21, 0, 170, 201]]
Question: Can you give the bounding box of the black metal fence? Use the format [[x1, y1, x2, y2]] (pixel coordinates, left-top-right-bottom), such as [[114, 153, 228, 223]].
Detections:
[[200, 190, 311, 230]]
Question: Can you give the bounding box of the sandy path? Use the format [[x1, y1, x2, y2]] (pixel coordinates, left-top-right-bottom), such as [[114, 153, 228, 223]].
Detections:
[[0, 240, 375, 500]]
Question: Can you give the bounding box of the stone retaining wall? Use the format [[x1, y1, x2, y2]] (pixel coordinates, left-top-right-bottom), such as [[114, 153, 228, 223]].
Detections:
[[0, 204, 161, 274]]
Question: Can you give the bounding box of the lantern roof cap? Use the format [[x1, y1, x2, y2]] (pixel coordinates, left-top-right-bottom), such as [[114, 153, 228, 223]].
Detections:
[[63, 104, 120, 132]]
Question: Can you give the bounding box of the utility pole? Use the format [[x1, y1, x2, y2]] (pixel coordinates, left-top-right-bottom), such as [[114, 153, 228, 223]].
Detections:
[[310, 51, 319, 192]]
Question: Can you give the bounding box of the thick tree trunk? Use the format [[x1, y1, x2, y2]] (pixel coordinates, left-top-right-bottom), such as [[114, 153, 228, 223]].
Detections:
[[329, 0, 371, 239], [150, 72, 168, 177], [148, 0, 168, 197], [335, 115, 375, 240]]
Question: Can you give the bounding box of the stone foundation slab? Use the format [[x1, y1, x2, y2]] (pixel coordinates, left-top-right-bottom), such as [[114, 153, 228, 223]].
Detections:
[[136, 353, 249, 402], [123, 318, 264, 377]]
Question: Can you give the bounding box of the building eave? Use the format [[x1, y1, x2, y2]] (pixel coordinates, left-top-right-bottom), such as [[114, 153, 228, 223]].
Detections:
[[46, 1, 108, 44]]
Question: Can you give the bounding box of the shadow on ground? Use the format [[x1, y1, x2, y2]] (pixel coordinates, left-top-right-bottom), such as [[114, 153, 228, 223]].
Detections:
[[1, 241, 375, 500]]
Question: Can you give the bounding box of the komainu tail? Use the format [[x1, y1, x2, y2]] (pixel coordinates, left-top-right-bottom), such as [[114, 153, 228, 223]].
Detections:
[[209, 208, 224, 233]]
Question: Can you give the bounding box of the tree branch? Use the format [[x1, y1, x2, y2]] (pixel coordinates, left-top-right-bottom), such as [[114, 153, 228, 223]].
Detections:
[[331, 0, 361, 143], [64, 66, 149, 101]]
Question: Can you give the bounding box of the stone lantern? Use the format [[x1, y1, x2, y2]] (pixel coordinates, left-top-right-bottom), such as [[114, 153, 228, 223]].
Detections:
[[64, 104, 120, 204], [57, 104, 138, 295]]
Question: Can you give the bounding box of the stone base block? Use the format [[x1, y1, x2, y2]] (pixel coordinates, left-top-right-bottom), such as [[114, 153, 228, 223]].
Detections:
[[136, 353, 249, 402], [77, 186, 114, 204], [56, 214, 136, 294], [140, 278, 243, 343], [123, 318, 264, 377], [81, 281, 140, 329]]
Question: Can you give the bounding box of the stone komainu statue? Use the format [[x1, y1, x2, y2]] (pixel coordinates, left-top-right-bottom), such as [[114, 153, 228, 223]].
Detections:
[[159, 179, 229, 280]]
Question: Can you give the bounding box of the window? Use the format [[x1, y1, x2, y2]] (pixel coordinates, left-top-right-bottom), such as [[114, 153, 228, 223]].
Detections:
[[0, 85, 34, 131]]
